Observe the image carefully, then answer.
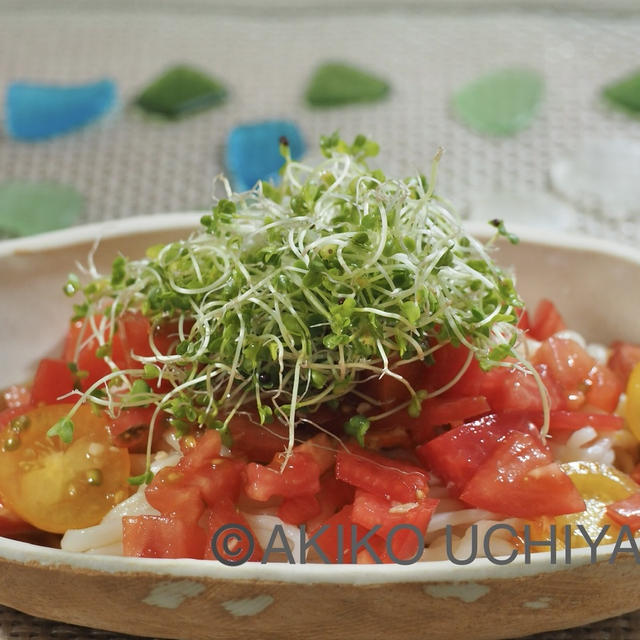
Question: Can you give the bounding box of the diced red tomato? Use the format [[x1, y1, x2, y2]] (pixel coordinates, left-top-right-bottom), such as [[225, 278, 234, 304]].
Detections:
[[179, 430, 222, 470], [64, 316, 125, 389], [122, 514, 206, 559], [606, 493, 640, 532], [361, 360, 430, 406], [364, 423, 413, 449], [146, 429, 242, 517], [31, 358, 76, 405], [278, 494, 321, 525], [420, 396, 490, 430], [311, 505, 365, 564], [548, 411, 624, 432], [351, 489, 438, 561], [107, 407, 158, 451], [227, 414, 290, 464], [583, 364, 623, 413], [533, 337, 621, 412], [294, 433, 336, 475], [532, 337, 594, 393], [244, 451, 321, 501], [145, 468, 205, 522], [307, 472, 355, 531], [373, 395, 491, 446], [419, 344, 563, 413], [529, 299, 566, 341], [515, 307, 530, 332], [63, 312, 175, 391], [188, 458, 245, 508], [335, 444, 429, 503], [460, 431, 585, 518], [416, 411, 542, 495], [631, 464, 640, 486], [608, 341, 640, 385], [204, 498, 263, 562], [0, 405, 33, 429]]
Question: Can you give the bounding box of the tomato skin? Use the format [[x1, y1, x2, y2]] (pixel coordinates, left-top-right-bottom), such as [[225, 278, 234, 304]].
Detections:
[[31, 359, 76, 405], [351, 489, 439, 561], [335, 444, 429, 503], [460, 431, 585, 518], [122, 514, 206, 559], [606, 493, 640, 532], [416, 411, 542, 495], [204, 498, 263, 562], [608, 341, 640, 385], [244, 451, 321, 501], [529, 299, 566, 341]]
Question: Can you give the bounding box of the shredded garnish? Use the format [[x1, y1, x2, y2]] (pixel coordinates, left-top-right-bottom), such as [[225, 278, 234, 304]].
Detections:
[[54, 133, 530, 479]]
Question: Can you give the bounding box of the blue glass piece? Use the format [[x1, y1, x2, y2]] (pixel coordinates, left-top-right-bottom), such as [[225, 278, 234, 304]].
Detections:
[[226, 120, 305, 192], [5, 78, 117, 141]]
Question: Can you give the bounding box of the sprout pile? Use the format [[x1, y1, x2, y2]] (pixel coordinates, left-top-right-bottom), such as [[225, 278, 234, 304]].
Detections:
[[54, 133, 529, 482]]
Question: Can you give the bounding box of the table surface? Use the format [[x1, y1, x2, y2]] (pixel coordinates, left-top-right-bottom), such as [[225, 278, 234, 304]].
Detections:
[[0, 2, 639, 639]]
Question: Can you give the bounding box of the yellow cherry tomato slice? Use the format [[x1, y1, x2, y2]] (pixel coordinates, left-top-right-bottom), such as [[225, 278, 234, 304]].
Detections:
[[556, 460, 639, 548], [0, 404, 130, 533], [625, 361, 640, 440]]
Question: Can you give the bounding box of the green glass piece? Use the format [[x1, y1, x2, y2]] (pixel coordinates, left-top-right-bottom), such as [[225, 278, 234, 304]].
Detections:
[[305, 62, 390, 107], [0, 181, 84, 236], [603, 69, 640, 115], [453, 68, 544, 136], [135, 65, 227, 118]]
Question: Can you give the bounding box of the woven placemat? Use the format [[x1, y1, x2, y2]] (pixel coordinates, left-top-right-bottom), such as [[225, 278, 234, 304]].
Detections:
[[0, 3, 639, 639]]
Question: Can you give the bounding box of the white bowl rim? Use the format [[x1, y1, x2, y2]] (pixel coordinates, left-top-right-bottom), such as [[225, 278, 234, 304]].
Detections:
[[0, 213, 639, 585]]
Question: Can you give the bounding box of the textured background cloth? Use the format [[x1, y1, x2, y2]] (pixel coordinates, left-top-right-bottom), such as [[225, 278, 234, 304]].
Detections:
[[0, 2, 639, 638]]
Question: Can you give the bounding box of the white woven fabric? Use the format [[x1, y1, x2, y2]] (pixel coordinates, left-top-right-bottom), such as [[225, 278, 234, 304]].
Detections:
[[1, 7, 640, 243]]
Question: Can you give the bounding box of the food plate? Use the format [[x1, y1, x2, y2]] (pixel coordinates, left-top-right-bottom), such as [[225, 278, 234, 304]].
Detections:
[[0, 213, 639, 640]]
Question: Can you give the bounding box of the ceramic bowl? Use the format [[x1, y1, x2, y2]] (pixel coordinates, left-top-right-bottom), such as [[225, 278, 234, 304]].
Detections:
[[0, 214, 638, 640]]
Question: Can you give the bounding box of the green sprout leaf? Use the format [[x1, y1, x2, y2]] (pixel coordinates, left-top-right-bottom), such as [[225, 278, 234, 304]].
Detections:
[[489, 218, 519, 245], [47, 417, 74, 444], [344, 415, 370, 446]]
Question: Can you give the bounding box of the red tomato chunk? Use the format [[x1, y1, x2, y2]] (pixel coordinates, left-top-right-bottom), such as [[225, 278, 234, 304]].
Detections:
[[123, 514, 206, 559], [606, 493, 640, 532], [335, 444, 429, 503], [460, 431, 585, 518]]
